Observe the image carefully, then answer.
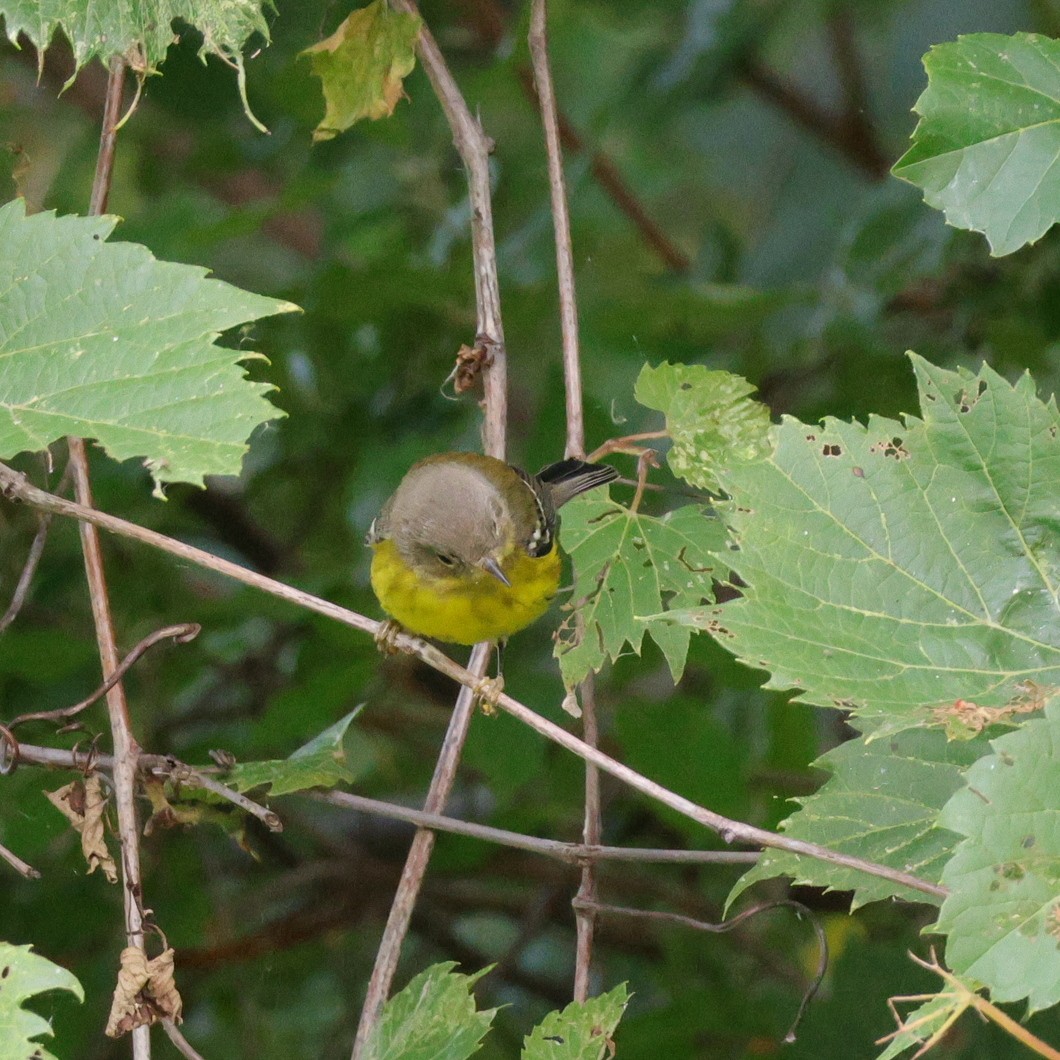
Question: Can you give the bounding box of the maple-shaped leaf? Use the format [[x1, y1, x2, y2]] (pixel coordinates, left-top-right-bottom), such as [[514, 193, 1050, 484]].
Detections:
[[556, 497, 727, 689]]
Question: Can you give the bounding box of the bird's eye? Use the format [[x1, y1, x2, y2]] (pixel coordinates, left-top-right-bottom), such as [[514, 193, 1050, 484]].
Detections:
[[436, 553, 456, 567]]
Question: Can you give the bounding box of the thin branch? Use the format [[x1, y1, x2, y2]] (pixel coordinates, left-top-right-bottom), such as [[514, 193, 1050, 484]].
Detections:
[[0, 838, 41, 879], [527, 0, 601, 1003], [577, 898, 827, 1044], [315, 789, 760, 866], [571, 676, 601, 1001], [519, 66, 694, 274], [0, 459, 74, 637], [629, 449, 661, 514], [892, 951, 1060, 1060], [354, 4, 511, 1049], [161, 1021, 206, 1060], [8, 741, 283, 832], [77, 54, 150, 1060], [154, 758, 283, 833], [388, 0, 507, 460], [352, 643, 488, 1058], [456, 0, 692, 274], [586, 430, 669, 463], [0, 465, 948, 900], [0, 512, 51, 635], [529, 0, 582, 461], [9, 624, 200, 730]]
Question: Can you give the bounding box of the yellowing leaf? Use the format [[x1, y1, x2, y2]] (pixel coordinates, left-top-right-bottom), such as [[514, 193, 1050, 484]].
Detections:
[[303, 1, 422, 141]]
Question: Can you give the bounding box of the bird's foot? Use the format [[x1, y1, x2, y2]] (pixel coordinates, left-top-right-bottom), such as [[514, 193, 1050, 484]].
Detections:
[[373, 619, 403, 655], [471, 675, 505, 716]]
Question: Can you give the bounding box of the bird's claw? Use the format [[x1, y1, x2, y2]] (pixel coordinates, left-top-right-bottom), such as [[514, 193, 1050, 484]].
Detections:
[[374, 619, 403, 656], [472, 675, 504, 715]]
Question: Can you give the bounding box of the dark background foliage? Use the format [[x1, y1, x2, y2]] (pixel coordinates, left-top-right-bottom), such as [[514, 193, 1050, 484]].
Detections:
[[1, 0, 1058, 1056]]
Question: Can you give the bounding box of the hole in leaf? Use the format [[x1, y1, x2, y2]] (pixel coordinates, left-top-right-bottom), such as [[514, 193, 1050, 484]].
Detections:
[[957, 379, 987, 412]]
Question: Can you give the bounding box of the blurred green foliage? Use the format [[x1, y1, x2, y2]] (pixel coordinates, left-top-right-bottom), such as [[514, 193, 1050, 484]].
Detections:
[[1, 1, 1059, 1057]]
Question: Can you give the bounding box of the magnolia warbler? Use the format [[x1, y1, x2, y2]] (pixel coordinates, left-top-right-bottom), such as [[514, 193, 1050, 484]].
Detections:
[[367, 452, 617, 646]]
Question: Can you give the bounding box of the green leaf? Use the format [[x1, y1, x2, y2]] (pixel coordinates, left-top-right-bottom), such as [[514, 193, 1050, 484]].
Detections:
[[875, 990, 965, 1060], [933, 698, 1060, 1013], [634, 362, 771, 492], [702, 354, 1060, 733], [893, 33, 1060, 256], [226, 708, 366, 796], [522, 983, 629, 1059], [0, 0, 271, 78], [555, 497, 727, 689], [362, 962, 496, 1060], [0, 200, 297, 493], [729, 725, 987, 910], [302, 0, 422, 142], [0, 942, 83, 1060]]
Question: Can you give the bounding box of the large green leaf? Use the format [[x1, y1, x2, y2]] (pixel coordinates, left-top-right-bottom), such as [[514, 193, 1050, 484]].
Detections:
[[0, 942, 83, 1060], [893, 33, 1060, 256], [0, 200, 297, 493], [522, 983, 629, 1059], [729, 725, 987, 910], [0, 0, 271, 76], [700, 355, 1060, 733], [933, 698, 1060, 1014], [362, 963, 496, 1060], [555, 497, 727, 688]]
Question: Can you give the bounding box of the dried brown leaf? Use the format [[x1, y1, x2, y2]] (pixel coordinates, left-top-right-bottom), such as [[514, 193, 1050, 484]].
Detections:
[[45, 775, 118, 883], [105, 946, 183, 1038]]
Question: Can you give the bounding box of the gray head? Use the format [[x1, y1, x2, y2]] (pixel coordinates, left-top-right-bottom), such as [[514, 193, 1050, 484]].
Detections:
[[373, 459, 513, 583]]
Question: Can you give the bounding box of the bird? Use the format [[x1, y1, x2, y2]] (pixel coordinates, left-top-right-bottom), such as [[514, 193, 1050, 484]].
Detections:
[[366, 452, 618, 649]]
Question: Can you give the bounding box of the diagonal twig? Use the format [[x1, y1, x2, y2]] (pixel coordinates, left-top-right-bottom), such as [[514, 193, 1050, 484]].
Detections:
[[0, 512, 52, 635], [0, 465, 948, 900], [0, 837, 41, 879], [9, 624, 200, 731]]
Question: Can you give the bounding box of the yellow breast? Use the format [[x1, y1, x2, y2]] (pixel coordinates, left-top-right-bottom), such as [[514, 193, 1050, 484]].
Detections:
[[370, 539, 562, 645]]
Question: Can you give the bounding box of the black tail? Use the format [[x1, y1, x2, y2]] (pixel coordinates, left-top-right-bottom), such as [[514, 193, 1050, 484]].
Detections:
[[537, 459, 618, 508]]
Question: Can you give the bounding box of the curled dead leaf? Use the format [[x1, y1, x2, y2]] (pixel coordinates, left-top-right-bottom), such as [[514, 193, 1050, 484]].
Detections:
[[105, 946, 183, 1038], [45, 774, 118, 883]]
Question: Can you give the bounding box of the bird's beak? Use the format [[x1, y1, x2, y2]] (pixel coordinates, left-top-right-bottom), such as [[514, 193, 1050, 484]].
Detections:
[[479, 556, 511, 586]]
